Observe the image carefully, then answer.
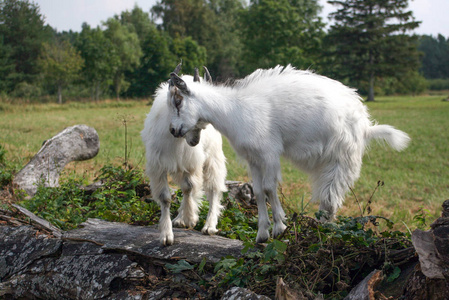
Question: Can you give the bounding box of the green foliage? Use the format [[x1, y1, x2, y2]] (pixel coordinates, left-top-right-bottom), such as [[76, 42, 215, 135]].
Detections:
[[22, 177, 89, 229], [412, 207, 430, 230], [38, 40, 84, 104], [75, 23, 116, 101], [119, 7, 175, 97], [20, 164, 158, 230], [210, 213, 411, 298], [0, 0, 53, 93], [427, 78, 449, 91], [324, 0, 421, 100], [10, 82, 42, 99], [152, 0, 224, 75], [103, 18, 143, 100], [215, 196, 258, 241], [166, 259, 195, 273], [0, 144, 14, 188], [240, 0, 324, 73], [418, 34, 449, 79]]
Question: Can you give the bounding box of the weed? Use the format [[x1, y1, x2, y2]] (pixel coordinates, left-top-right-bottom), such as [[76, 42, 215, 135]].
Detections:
[[0, 145, 14, 188], [20, 164, 159, 230]]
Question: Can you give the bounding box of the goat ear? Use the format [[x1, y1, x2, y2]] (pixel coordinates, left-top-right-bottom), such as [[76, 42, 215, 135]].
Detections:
[[170, 72, 190, 94], [203, 66, 212, 83], [193, 67, 200, 82]]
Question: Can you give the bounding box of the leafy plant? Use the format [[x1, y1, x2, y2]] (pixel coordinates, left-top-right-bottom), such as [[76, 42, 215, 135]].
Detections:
[[0, 145, 14, 188], [215, 195, 258, 241], [166, 260, 195, 274], [20, 164, 159, 230]]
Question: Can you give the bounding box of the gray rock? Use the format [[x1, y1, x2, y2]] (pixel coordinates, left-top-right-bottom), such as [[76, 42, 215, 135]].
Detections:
[[13, 124, 100, 196], [221, 287, 271, 300]]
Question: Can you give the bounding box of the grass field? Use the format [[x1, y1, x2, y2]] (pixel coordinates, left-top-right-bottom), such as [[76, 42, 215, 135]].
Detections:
[[1, 94, 448, 229]]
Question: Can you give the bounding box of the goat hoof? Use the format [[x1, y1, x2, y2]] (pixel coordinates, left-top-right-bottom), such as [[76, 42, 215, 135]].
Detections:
[[201, 226, 218, 235], [160, 234, 174, 246], [256, 230, 270, 243], [272, 222, 287, 238], [173, 216, 198, 228]]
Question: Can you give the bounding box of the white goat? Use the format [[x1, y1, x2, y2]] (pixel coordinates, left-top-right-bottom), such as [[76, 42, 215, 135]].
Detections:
[[168, 65, 410, 243], [141, 68, 227, 246]]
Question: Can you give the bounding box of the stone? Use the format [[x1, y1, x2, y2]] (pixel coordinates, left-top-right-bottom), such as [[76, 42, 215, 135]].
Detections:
[[13, 124, 100, 196], [221, 287, 271, 300]]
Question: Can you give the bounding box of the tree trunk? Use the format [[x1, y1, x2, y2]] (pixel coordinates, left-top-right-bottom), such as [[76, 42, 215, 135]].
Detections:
[[114, 73, 121, 101], [57, 84, 62, 104], [95, 82, 100, 102], [367, 73, 375, 102]]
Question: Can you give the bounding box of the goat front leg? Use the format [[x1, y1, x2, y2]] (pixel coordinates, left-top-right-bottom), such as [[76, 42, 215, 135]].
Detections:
[[172, 170, 202, 229], [150, 171, 174, 246]]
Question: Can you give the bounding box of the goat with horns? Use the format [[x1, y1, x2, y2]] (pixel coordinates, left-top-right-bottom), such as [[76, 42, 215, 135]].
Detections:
[[142, 64, 227, 246], [167, 64, 410, 244]]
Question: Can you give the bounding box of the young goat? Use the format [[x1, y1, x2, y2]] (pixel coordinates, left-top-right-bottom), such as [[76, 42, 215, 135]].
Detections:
[[141, 67, 227, 246], [168, 65, 410, 243]]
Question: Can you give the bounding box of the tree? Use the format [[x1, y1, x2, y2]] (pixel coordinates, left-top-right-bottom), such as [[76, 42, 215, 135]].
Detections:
[[118, 6, 176, 97], [0, 35, 14, 92], [103, 18, 142, 100], [170, 36, 207, 74], [239, 0, 325, 74], [0, 0, 52, 93], [152, 0, 236, 75], [38, 40, 84, 104], [325, 0, 421, 101], [126, 25, 177, 97], [208, 0, 245, 80], [75, 23, 116, 101], [418, 34, 449, 79]]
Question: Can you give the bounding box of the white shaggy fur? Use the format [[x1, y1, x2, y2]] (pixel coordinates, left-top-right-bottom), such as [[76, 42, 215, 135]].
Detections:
[[141, 75, 227, 246], [168, 65, 410, 243]]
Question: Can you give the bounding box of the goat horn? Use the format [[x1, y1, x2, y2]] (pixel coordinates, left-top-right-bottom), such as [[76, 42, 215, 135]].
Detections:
[[203, 66, 212, 83], [173, 60, 182, 74], [193, 67, 200, 82]]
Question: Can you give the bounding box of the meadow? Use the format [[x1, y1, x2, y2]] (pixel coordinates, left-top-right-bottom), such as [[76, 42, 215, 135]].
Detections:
[[1, 94, 448, 229]]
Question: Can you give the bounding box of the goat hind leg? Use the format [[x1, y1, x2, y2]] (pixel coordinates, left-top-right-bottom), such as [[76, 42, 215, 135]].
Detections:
[[202, 182, 224, 235], [314, 163, 351, 221], [263, 165, 287, 238], [250, 164, 271, 243]]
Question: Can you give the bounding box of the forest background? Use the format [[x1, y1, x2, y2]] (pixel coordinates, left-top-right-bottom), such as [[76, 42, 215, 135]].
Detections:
[[1, 0, 449, 103]]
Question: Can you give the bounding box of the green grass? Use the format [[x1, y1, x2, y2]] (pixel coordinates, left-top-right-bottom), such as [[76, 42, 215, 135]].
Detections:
[[1, 94, 448, 229]]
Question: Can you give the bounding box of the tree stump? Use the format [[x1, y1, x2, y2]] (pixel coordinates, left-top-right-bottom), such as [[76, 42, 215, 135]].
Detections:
[[13, 124, 100, 196], [403, 199, 449, 299]]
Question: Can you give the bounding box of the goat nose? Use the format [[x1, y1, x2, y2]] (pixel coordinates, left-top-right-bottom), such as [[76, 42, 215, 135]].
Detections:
[[170, 127, 176, 136]]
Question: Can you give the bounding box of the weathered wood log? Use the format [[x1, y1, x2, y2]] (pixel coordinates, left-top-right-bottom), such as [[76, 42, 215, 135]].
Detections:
[[344, 270, 386, 300], [64, 218, 244, 264], [13, 124, 100, 196], [0, 208, 245, 299], [411, 199, 449, 280], [403, 199, 449, 299], [11, 204, 62, 238]]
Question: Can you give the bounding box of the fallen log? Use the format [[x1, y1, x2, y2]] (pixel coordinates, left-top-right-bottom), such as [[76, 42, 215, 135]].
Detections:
[[13, 124, 100, 196]]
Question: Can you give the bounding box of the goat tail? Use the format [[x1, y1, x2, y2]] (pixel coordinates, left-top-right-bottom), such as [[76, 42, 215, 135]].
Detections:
[[366, 124, 410, 151]]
